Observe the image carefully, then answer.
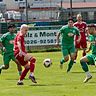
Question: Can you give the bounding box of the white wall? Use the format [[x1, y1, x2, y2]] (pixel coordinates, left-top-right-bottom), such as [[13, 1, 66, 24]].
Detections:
[[3, 0, 18, 9]]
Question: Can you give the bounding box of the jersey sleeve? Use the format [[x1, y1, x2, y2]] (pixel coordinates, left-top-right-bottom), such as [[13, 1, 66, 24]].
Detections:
[[0, 34, 7, 42], [59, 26, 66, 34], [17, 35, 22, 42]]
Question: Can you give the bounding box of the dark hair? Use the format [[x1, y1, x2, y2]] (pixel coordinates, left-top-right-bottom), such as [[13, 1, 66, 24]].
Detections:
[[8, 24, 16, 29], [68, 17, 74, 22]]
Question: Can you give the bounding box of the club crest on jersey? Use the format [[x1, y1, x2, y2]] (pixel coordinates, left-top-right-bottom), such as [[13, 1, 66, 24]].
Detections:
[[68, 33, 74, 37]]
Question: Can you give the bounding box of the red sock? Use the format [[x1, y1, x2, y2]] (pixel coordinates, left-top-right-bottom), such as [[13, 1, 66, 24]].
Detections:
[[30, 57, 36, 72], [20, 68, 29, 80]]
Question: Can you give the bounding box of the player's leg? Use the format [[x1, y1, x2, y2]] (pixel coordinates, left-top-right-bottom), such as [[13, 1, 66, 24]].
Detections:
[[74, 48, 79, 63], [67, 45, 76, 72], [82, 49, 86, 56], [80, 55, 94, 83], [15, 60, 22, 76], [74, 40, 80, 62], [81, 41, 87, 57], [60, 47, 69, 69], [17, 63, 30, 85], [82, 46, 87, 57], [60, 46, 69, 63], [67, 53, 75, 72], [60, 55, 69, 69], [16, 53, 37, 85], [12, 55, 22, 76], [0, 54, 10, 74], [16, 54, 30, 85], [24, 54, 37, 83]]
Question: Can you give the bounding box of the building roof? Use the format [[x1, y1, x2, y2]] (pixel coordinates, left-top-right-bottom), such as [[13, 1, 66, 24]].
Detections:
[[58, 2, 96, 9]]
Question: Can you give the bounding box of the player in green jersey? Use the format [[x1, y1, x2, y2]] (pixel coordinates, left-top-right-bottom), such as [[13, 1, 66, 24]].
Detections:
[[0, 24, 22, 75], [56, 18, 81, 72], [80, 24, 96, 83]]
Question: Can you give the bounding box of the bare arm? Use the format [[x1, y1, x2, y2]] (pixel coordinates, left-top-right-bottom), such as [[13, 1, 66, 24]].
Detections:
[[86, 43, 92, 53], [76, 34, 81, 43], [0, 42, 6, 51], [17, 41, 22, 52], [0, 35, 6, 50], [17, 41, 25, 56]]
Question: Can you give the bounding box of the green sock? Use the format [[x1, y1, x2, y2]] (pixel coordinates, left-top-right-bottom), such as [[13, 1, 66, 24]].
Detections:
[[67, 60, 74, 72], [18, 71, 22, 76], [80, 61, 88, 72], [60, 58, 65, 64]]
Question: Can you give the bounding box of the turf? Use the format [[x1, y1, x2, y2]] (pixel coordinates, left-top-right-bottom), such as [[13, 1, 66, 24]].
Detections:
[[0, 51, 96, 96]]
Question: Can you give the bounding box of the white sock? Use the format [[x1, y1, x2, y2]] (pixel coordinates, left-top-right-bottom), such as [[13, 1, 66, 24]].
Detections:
[[30, 73, 34, 76], [18, 80, 23, 83], [85, 71, 91, 77]]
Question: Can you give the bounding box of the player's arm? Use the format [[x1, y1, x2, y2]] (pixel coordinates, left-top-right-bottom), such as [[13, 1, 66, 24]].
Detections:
[[0, 43, 6, 52], [17, 40, 25, 56], [17, 41, 22, 52], [0, 35, 6, 51], [75, 27, 81, 43], [86, 35, 93, 53], [0, 42, 5, 50], [86, 43, 92, 53], [0, 41, 3, 48], [76, 35, 81, 43], [17, 37, 31, 61], [56, 26, 64, 46]]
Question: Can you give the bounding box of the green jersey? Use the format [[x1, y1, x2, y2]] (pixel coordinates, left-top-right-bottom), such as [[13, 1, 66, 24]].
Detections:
[[88, 35, 96, 55], [0, 32, 16, 54], [60, 25, 80, 46]]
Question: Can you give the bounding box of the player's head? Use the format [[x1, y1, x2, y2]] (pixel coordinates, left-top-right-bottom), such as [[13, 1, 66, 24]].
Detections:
[[76, 14, 82, 21], [68, 17, 74, 27], [20, 24, 28, 36], [87, 24, 96, 35], [8, 24, 16, 33]]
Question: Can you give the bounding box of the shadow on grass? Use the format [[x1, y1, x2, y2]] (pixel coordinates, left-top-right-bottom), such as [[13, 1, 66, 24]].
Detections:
[[29, 83, 64, 86], [5, 78, 29, 80], [89, 81, 96, 84], [71, 71, 96, 73]]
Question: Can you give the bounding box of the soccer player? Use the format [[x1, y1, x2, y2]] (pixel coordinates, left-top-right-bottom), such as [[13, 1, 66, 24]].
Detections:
[[56, 18, 81, 72], [74, 14, 87, 63], [0, 24, 22, 76], [14, 24, 37, 85], [80, 24, 96, 83]]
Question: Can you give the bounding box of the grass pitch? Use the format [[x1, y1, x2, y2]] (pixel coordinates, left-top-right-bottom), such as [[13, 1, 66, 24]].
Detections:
[[0, 51, 96, 96]]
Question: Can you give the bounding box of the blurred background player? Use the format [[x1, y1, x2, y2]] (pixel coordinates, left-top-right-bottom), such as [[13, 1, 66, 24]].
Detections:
[[80, 24, 96, 83], [14, 24, 37, 85], [56, 18, 81, 72], [0, 24, 22, 76], [74, 14, 87, 63]]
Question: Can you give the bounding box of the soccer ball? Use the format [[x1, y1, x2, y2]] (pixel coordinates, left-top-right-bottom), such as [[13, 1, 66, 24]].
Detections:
[[43, 58, 52, 68]]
